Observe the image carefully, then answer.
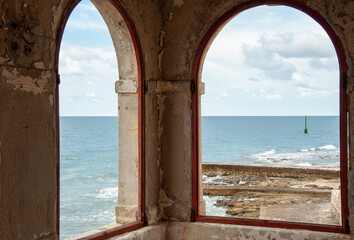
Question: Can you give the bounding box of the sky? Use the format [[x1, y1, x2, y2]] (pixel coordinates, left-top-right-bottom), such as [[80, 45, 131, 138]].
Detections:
[[201, 6, 339, 116], [59, 0, 118, 116], [59, 1, 339, 116]]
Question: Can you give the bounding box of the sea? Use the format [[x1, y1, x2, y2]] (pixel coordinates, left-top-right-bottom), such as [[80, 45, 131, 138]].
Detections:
[[60, 116, 339, 238]]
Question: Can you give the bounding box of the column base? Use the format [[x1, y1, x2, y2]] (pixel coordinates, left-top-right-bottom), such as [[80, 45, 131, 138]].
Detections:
[[199, 198, 206, 215], [115, 205, 139, 224]]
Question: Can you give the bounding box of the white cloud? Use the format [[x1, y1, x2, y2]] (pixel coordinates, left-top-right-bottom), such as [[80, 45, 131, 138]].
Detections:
[[76, 2, 97, 12], [86, 92, 96, 97], [63, 0, 108, 31], [242, 44, 296, 80], [248, 77, 259, 81], [309, 58, 338, 71], [260, 30, 336, 58], [296, 87, 337, 98], [59, 44, 118, 116], [266, 94, 282, 99], [65, 20, 107, 31], [59, 45, 117, 78]]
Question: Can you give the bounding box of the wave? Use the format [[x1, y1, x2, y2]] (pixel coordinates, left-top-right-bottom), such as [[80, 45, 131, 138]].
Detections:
[[295, 162, 313, 167], [97, 187, 118, 199], [318, 144, 337, 150], [245, 144, 340, 167], [247, 149, 276, 158]]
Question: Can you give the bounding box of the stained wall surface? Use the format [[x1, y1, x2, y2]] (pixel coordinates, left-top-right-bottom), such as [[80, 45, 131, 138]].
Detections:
[[0, 0, 353, 239]]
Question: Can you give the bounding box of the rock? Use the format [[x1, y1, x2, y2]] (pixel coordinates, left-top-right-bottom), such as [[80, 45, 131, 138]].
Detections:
[[226, 208, 244, 215]]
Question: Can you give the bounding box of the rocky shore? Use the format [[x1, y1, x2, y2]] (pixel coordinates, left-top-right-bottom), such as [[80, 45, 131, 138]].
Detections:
[[202, 163, 341, 225]]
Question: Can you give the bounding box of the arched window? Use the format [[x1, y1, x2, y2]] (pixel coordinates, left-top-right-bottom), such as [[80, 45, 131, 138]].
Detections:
[[192, 1, 348, 233], [56, 0, 144, 238]]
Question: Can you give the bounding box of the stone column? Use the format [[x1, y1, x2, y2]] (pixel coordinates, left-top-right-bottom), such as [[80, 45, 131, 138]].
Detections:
[[115, 79, 139, 224], [199, 81, 206, 215]]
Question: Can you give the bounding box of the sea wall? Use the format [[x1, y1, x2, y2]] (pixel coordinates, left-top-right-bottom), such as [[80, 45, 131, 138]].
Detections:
[[202, 163, 340, 179]]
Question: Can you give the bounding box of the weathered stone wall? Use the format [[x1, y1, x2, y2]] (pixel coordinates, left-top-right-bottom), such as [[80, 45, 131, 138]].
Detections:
[[165, 222, 353, 240], [0, 0, 162, 239], [0, 0, 70, 239], [158, 0, 354, 231], [0, 0, 353, 239]]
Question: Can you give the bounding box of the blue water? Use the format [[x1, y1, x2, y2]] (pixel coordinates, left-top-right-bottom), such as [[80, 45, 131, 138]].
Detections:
[[202, 116, 339, 167], [60, 116, 339, 238], [60, 117, 118, 239]]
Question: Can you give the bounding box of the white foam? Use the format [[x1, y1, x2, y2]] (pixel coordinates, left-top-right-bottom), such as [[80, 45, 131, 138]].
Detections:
[[245, 145, 340, 167], [259, 149, 276, 156], [246, 149, 276, 159], [318, 144, 337, 150], [97, 187, 117, 199], [295, 162, 313, 167], [203, 195, 228, 217]]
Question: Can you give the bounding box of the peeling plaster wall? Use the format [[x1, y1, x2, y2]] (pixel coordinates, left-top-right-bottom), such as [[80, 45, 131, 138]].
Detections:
[[0, 0, 67, 239], [0, 65, 57, 239]]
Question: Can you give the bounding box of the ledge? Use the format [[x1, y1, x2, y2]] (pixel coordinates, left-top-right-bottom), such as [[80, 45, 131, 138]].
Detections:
[[104, 222, 352, 239], [203, 162, 340, 178]]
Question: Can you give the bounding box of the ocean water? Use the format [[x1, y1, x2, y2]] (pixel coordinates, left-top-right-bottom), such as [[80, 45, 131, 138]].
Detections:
[[60, 116, 339, 238], [202, 116, 340, 167], [60, 117, 118, 239]]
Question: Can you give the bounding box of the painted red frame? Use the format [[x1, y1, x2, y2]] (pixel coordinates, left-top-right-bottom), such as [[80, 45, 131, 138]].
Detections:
[[191, 0, 349, 234], [54, 0, 145, 239]]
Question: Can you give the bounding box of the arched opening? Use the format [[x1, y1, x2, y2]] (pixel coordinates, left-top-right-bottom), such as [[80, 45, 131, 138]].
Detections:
[[192, 1, 348, 233], [55, 0, 144, 238]]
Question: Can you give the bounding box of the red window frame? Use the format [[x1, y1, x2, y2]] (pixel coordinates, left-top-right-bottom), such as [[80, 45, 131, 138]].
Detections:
[[191, 0, 349, 233], [54, 0, 145, 239]]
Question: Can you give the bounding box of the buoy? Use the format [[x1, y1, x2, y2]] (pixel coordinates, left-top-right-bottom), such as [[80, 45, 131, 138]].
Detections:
[[304, 116, 308, 134]]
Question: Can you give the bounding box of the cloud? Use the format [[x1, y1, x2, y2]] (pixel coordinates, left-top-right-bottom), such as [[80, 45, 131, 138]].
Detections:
[[76, 2, 97, 12], [242, 44, 296, 80], [248, 77, 259, 81], [59, 44, 118, 115], [65, 21, 107, 31], [296, 87, 337, 98], [241, 30, 336, 81], [291, 73, 311, 88], [260, 31, 335, 58], [291, 73, 338, 98], [86, 92, 96, 97], [59, 45, 117, 77], [309, 58, 338, 71], [63, 1, 108, 31], [266, 94, 282, 99]]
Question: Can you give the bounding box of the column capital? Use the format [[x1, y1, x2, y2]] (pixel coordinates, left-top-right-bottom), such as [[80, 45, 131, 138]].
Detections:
[[115, 79, 138, 93], [199, 82, 205, 95]]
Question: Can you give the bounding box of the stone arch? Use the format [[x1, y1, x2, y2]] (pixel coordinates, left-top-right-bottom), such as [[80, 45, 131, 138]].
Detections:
[[192, 0, 349, 233], [54, 0, 144, 237]]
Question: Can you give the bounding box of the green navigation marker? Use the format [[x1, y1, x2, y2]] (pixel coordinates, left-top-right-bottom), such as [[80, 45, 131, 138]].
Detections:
[[304, 116, 308, 134]]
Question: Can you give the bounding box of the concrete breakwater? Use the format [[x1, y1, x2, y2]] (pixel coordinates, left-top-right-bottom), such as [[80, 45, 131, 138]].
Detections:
[[201, 162, 341, 224], [202, 162, 340, 179]]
